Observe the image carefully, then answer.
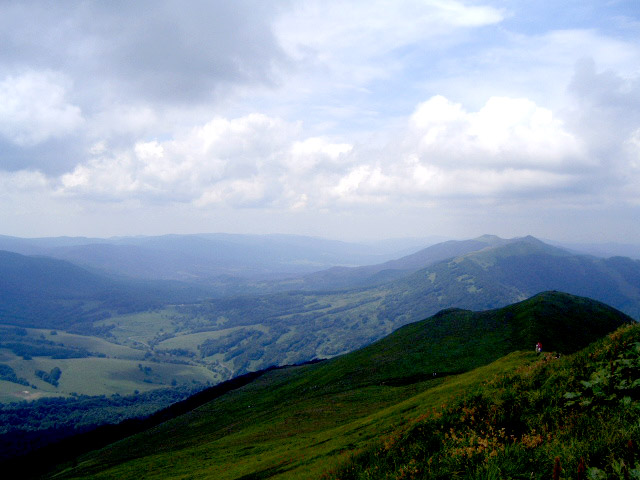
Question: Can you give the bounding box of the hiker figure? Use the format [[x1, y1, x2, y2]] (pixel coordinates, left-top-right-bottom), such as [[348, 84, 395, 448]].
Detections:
[[536, 342, 542, 353]]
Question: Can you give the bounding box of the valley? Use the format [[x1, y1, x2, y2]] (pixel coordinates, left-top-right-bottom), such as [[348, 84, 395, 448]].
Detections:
[[3, 234, 639, 403], [1, 234, 639, 478]]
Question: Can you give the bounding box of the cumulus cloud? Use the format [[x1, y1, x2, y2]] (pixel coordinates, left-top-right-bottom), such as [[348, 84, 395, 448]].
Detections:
[[0, 70, 83, 146], [409, 95, 584, 169], [287, 137, 353, 174], [58, 113, 354, 209], [328, 94, 587, 205], [565, 60, 640, 199], [5, 67, 638, 223], [53, 92, 593, 211], [3, 76, 638, 240]]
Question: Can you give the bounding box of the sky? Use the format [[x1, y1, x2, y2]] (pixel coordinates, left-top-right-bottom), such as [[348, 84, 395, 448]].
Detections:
[[1, 0, 639, 243]]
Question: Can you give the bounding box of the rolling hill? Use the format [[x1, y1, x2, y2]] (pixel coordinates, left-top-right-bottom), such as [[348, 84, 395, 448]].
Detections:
[[0, 250, 208, 331], [25, 291, 633, 479]]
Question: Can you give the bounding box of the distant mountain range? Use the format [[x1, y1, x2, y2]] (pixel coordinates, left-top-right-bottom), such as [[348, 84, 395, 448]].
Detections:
[[0, 233, 421, 282], [1, 234, 639, 359], [224, 234, 640, 329], [547, 239, 640, 260], [166, 234, 640, 371], [1, 233, 638, 288], [284, 234, 509, 290]]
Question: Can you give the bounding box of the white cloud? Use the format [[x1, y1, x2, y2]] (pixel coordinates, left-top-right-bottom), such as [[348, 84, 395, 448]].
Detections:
[[409, 95, 584, 169], [1, 1, 639, 241], [44, 87, 629, 213], [327, 94, 590, 205], [58, 113, 338, 208], [287, 137, 353, 174], [0, 71, 83, 146], [277, 0, 504, 61], [0, 169, 50, 193]]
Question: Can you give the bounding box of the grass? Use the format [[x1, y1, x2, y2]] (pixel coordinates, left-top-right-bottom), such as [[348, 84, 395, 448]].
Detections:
[[325, 324, 640, 479], [52, 358, 218, 395], [95, 311, 176, 347], [46, 292, 631, 479], [157, 325, 269, 355], [52, 355, 534, 480], [0, 350, 219, 399], [0, 323, 224, 400], [0, 379, 66, 403], [40, 330, 145, 359]]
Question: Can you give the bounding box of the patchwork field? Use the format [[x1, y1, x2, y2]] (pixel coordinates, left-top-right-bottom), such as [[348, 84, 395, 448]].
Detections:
[[0, 324, 221, 401]]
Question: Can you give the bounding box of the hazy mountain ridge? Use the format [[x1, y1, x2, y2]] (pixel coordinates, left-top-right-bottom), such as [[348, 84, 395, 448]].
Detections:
[[19, 292, 633, 479], [548, 239, 640, 260], [0, 233, 415, 282], [0, 250, 209, 331], [3, 232, 637, 290], [284, 235, 509, 291]]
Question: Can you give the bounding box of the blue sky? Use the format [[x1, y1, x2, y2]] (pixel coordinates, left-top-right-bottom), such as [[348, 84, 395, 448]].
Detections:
[[0, 0, 639, 242]]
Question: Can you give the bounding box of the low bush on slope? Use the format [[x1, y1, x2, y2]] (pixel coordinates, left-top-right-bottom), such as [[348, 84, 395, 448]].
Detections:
[[325, 323, 640, 480]]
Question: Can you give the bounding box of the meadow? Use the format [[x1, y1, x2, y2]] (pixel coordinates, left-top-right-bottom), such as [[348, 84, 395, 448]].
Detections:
[[42, 292, 634, 479]]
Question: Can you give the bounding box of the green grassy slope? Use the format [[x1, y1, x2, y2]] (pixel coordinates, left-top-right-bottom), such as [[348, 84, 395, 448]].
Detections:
[[45, 292, 632, 479], [325, 291, 632, 389], [327, 323, 640, 479], [380, 236, 640, 324]]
